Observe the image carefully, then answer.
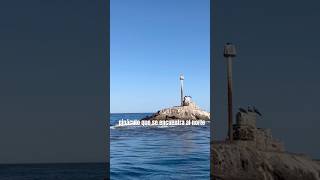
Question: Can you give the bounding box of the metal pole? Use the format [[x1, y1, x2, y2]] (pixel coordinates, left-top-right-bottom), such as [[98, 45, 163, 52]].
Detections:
[[223, 43, 236, 142], [180, 77, 184, 106], [226, 57, 233, 141]]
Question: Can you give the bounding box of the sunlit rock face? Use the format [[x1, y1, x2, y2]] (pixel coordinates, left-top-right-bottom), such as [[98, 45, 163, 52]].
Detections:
[[142, 96, 210, 120], [212, 107, 320, 180]]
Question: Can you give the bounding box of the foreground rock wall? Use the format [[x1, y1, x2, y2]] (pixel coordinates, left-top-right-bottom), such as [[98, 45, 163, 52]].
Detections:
[[213, 107, 320, 180], [212, 141, 320, 180]]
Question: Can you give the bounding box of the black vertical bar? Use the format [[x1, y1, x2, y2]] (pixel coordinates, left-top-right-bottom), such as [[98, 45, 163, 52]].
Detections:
[[106, 0, 110, 179], [210, 0, 214, 179]]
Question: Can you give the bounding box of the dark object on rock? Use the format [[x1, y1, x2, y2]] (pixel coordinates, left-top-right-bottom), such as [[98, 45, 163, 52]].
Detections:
[[239, 107, 247, 114], [253, 106, 262, 116]]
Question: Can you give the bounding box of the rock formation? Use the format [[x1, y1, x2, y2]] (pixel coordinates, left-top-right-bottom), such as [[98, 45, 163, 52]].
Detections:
[[142, 96, 210, 120], [212, 107, 320, 180]]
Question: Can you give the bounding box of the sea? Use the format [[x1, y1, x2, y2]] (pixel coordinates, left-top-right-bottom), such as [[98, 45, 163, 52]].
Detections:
[[110, 113, 210, 180], [0, 113, 209, 180]]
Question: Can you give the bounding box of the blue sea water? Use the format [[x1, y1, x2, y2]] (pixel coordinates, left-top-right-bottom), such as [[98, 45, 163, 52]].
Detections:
[[0, 113, 209, 180], [110, 113, 210, 180]]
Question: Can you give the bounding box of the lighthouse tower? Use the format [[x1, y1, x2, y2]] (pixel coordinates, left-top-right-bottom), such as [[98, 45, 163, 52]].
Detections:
[[180, 74, 184, 106]]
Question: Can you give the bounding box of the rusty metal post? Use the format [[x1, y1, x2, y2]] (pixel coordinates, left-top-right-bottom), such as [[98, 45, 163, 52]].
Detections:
[[224, 43, 236, 141]]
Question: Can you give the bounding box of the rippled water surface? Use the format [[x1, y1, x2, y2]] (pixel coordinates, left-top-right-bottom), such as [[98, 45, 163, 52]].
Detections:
[[110, 113, 210, 180]]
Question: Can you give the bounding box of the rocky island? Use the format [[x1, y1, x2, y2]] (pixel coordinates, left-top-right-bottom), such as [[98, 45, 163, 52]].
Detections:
[[212, 107, 320, 180], [141, 74, 210, 121], [142, 96, 210, 121]]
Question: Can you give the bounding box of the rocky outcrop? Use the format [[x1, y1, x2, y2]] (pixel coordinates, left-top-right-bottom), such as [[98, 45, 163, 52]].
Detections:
[[212, 107, 320, 180], [212, 141, 320, 180], [142, 96, 210, 120]]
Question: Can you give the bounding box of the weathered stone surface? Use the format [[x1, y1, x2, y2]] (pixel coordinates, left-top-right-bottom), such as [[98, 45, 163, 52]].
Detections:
[[212, 107, 320, 180], [212, 141, 320, 180], [232, 108, 284, 151], [233, 124, 255, 141], [236, 111, 257, 128]]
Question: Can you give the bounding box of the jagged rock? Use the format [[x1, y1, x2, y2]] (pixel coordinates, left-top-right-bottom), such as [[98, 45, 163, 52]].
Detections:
[[212, 141, 320, 180], [142, 97, 210, 120]]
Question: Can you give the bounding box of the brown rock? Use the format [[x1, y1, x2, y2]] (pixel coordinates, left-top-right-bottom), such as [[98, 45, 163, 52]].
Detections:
[[142, 97, 210, 120]]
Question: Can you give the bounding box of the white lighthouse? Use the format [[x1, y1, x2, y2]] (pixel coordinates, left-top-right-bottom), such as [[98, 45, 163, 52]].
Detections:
[[180, 74, 184, 106]]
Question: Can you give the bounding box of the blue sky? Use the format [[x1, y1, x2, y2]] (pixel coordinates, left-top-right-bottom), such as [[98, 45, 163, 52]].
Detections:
[[111, 0, 210, 113]]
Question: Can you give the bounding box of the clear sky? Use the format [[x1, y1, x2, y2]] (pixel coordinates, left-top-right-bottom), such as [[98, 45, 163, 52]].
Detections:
[[110, 0, 210, 113]]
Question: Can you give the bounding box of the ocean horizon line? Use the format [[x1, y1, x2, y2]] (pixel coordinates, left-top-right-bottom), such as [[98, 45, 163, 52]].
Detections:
[[110, 112, 154, 114]]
